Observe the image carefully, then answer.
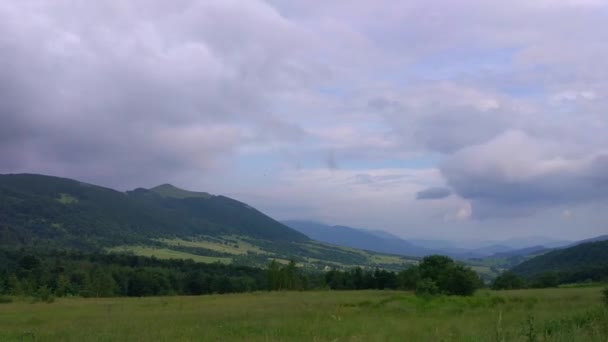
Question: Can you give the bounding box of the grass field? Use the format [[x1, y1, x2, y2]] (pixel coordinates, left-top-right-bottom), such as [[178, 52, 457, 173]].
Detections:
[[1, 287, 606, 341], [107, 235, 418, 271], [107, 246, 232, 264]]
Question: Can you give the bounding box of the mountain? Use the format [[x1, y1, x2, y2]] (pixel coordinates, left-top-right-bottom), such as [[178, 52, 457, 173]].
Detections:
[[0, 173, 307, 248], [0, 173, 417, 271], [410, 237, 571, 252], [150, 184, 212, 199], [486, 245, 550, 259], [510, 240, 608, 278], [282, 220, 437, 257], [567, 234, 608, 247]]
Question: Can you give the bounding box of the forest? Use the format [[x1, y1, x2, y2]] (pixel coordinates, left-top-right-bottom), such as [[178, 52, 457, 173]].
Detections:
[[0, 250, 485, 300]]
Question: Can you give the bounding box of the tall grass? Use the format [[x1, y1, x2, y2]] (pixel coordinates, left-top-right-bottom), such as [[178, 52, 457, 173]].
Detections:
[[0, 287, 605, 341]]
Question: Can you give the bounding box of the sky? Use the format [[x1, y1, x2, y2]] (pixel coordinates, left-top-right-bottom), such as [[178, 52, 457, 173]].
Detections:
[[1, 0, 607, 241]]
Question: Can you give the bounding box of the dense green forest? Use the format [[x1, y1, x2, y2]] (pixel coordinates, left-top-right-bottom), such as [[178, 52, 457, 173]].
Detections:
[[0, 173, 307, 250], [511, 240, 608, 283], [491, 241, 608, 290], [0, 250, 484, 299]]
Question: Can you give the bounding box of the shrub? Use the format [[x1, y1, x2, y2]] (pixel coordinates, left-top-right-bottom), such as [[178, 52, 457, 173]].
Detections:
[[602, 287, 608, 307], [0, 295, 13, 304], [492, 271, 526, 290], [415, 278, 439, 297], [34, 286, 55, 303]]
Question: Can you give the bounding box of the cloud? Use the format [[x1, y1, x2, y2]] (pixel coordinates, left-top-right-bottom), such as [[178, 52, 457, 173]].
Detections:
[[2, 0, 608, 239], [0, 0, 318, 188], [440, 130, 608, 218], [416, 187, 452, 200]]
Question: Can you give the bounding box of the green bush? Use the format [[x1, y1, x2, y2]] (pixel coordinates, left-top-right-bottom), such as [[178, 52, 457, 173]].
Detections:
[[492, 271, 525, 290], [0, 295, 13, 304], [34, 286, 55, 303], [602, 287, 608, 307], [415, 278, 439, 297]]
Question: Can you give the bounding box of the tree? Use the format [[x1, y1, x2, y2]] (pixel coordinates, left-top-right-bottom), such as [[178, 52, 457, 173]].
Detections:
[[415, 278, 439, 296], [87, 267, 117, 297], [267, 260, 282, 291], [418, 255, 454, 280], [283, 260, 297, 290], [442, 265, 479, 296], [492, 271, 525, 290], [398, 267, 420, 290], [532, 272, 559, 288], [412, 255, 480, 296], [7, 274, 23, 296]]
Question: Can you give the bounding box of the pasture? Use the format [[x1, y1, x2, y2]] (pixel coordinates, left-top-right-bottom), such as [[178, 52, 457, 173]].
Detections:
[[0, 287, 606, 341]]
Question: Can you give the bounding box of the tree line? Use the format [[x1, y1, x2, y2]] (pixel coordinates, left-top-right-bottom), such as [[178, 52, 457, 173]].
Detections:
[[237, 255, 483, 296], [0, 250, 268, 298], [1, 250, 486, 299], [492, 266, 608, 290]]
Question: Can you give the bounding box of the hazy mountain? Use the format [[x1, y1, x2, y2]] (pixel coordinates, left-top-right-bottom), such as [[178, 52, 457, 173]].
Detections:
[[412, 236, 571, 251], [485, 245, 550, 259], [282, 220, 437, 257], [567, 234, 608, 247]]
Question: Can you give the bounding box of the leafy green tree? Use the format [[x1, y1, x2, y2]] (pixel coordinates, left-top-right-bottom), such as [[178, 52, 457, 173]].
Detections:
[[532, 272, 559, 288], [414, 255, 480, 296], [85, 267, 117, 297], [419, 255, 454, 280], [351, 267, 364, 290], [267, 260, 282, 290], [442, 265, 479, 296], [415, 278, 439, 296], [54, 274, 73, 297], [397, 267, 420, 290], [283, 260, 297, 290], [7, 274, 23, 296], [492, 271, 525, 290]]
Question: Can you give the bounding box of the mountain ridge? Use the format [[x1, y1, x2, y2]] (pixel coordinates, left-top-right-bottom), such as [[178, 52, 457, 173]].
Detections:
[[282, 220, 438, 257], [0, 173, 308, 248], [0, 173, 419, 271], [510, 240, 608, 279]]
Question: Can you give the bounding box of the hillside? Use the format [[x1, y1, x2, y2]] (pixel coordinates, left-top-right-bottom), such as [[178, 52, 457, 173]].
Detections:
[[283, 220, 437, 257], [0, 173, 417, 271], [486, 245, 550, 259], [0, 173, 307, 248], [150, 184, 211, 199], [510, 240, 608, 279]]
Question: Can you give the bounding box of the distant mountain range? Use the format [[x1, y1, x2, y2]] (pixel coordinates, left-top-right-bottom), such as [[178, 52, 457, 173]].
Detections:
[[282, 219, 606, 262], [282, 220, 437, 257]]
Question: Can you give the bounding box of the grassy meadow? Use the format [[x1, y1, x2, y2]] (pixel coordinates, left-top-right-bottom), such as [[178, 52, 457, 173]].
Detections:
[[1, 287, 606, 341], [106, 235, 418, 271]]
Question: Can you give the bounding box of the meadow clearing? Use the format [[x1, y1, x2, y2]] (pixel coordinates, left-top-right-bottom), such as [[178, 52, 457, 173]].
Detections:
[[0, 286, 606, 341]]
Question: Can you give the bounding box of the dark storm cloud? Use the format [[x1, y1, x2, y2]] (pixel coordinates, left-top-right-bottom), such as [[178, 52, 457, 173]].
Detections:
[[440, 131, 608, 218], [416, 187, 451, 200], [0, 1, 314, 189]]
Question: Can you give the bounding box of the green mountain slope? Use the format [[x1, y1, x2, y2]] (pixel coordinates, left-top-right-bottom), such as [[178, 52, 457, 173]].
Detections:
[[0, 173, 307, 248], [510, 240, 608, 278], [0, 173, 417, 271], [150, 184, 211, 199]]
